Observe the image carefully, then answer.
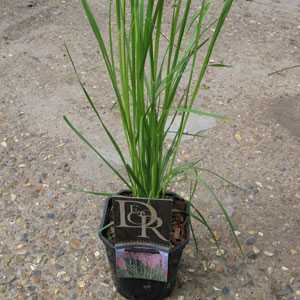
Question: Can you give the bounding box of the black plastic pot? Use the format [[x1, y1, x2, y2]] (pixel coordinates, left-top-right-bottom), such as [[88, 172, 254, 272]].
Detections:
[[99, 191, 190, 300]]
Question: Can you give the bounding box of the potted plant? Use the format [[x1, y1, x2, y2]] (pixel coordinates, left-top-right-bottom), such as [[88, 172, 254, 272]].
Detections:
[[64, 0, 241, 299]]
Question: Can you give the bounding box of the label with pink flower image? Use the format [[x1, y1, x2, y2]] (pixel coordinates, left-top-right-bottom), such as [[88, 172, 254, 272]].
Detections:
[[115, 246, 169, 282]]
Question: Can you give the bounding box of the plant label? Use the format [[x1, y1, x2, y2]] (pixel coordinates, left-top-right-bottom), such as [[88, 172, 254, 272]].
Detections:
[[113, 196, 172, 247]]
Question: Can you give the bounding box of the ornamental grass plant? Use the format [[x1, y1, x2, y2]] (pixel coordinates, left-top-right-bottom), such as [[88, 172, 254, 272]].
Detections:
[[64, 0, 242, 251]]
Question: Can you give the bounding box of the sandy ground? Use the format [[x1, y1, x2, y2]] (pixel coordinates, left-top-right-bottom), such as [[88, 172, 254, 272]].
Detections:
[[0, 0, 300, 299]]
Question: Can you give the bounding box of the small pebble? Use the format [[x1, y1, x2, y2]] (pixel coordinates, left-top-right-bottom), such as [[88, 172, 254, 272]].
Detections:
[[31, 270, 42, 284], [245, 236, 257, 246], [55, 247, 65, 257], [10, 194, 17, 201], [234, 131, 242, 142], [215, 263, 225, 274], [248, 230, 256, 235], [63, 275, 71, 282], [255, 181, 263, 188], [19, 233, 29, 243], [63, 163, 71, 172], [216, 249, 225, 257], [57, 271, 66, 278], [1, 141, 7, 148], [222, 287, 230, 295], [70, 239, 81, 250], [94, 251, 101, 258], [282, 266, 289, 271], [78, 280, 85, 288], [264, 251, 274, 257], [253, 246, 260, 254], [47, 213, 55, 219]]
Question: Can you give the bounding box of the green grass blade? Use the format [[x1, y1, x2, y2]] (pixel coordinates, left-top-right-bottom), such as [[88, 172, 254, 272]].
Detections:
[[177, 107, 227, 119], [63, 115, 131, 188], [99, 222, 114, 234], [191, 0, 235, 103], [196, 174, 243, 254], [209, 63, 232, 68], [81, 0, 119, 98], [188, 179, 199, 252], [199, 168, 247, 191], [64, 43, 129, 172], [190, 203, 220, 249], [68, 188, 113, 197]]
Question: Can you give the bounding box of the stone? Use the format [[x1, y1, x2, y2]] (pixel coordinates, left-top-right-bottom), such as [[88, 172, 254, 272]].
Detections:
[[255, 181, 263, 188], [57, 271, 66, 278], [19, 233, 29, 243], [31, 270, 42, 284], [94, 251, 101, 259], [63, 275, 71, 283], [245, 236, 257, 246], [215, 264, 225, 274], [78, 280, 86, 288], [70, 239, 81, 250], [63, 163, 71, 172], [16, 244, 28, 255], [253, 246, 261, 255], [216, 249, 225, 257], [1, 141, 7, 148], [47, 213, 55, 219], [55, 247, 65, 257], [264, 251, 274, 257], [222, 287, 230, 295], [46, 229, 56, 240], [234, 131, 242, 142]]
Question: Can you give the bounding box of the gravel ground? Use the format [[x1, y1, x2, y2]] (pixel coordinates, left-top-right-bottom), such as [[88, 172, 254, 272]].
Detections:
[[0, 0, 300, 299]]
